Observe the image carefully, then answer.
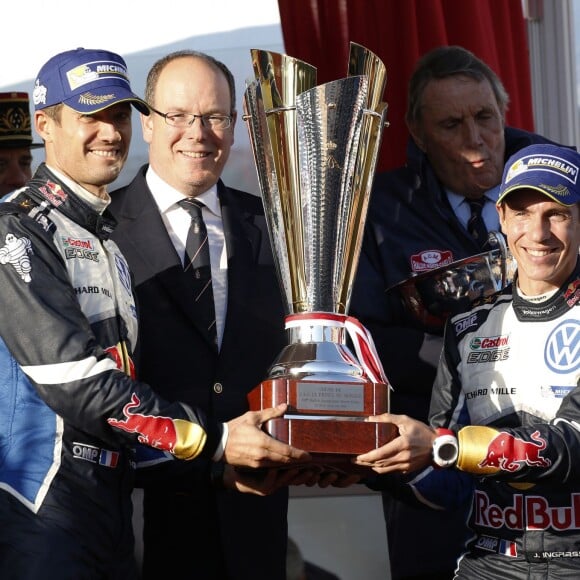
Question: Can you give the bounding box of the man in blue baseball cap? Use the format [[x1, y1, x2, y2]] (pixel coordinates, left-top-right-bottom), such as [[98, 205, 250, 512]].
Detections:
[[29, 47, 149, 195], [355, 141, 580, 579], [33, 47, 150, 114], [498, 143, 580, 206], [0, 48, 311, 579], [497, 143, 580, 297]]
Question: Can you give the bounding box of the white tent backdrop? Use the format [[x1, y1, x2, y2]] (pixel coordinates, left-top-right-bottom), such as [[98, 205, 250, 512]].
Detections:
[[0, 0, 284, 193]]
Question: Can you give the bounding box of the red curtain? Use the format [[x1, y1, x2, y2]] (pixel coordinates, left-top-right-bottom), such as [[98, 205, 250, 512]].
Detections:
[[277, 0, 534, 172]]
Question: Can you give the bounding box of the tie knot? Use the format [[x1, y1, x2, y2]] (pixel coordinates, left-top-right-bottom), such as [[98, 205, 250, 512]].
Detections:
[[178, 198, 204, 218], [468, 197, 486, 215]]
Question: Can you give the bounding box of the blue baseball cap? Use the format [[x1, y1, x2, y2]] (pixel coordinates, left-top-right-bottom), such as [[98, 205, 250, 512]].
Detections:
[[497, 143, 580, 206], [32, 47, 149, 115]]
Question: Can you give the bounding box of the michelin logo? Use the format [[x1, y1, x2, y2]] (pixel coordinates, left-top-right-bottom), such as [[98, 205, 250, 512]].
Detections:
[[506, 154, 579, 185]]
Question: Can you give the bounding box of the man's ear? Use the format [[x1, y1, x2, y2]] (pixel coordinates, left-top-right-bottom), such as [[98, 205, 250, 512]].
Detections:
[[141, 112, 153, 145], [35, 110, 51, 142], [497, 203, 506, 233]]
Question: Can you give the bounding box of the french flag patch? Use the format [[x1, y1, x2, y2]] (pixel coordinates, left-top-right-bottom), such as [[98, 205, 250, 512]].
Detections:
[[99, 449, 120, 468], [499, 539, 517, 557]]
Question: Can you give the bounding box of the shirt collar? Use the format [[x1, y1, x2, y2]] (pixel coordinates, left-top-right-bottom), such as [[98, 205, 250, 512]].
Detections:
[[45, 164, 110, 214], [146, 166, 221, 217], [446, 184, 501, 209]]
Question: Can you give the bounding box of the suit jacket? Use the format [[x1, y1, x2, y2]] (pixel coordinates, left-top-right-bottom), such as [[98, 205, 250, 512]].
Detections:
[[109, 165, 289, 580]]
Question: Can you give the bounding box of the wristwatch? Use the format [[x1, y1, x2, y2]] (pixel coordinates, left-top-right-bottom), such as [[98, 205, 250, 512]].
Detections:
[[432, 427, 458, 468]]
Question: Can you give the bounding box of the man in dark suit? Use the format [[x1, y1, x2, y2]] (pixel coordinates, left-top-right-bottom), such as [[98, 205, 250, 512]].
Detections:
[[110, 50, 294, 580]]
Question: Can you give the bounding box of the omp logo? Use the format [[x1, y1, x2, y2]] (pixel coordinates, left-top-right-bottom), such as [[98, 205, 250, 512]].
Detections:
[[544, 320, 580, 374], [454, 312, 478, 335]]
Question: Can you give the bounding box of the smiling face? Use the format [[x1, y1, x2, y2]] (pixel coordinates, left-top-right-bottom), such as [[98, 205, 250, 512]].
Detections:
[[408, 75, 506, 199], [498, 190, 580, 295], [143, 56, 236, 197], [35, 103, 132, 198]]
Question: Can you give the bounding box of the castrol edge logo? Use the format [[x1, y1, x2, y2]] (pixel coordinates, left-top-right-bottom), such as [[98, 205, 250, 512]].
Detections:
[[468, 335, 510, 363], [470, 335, 510, 349]]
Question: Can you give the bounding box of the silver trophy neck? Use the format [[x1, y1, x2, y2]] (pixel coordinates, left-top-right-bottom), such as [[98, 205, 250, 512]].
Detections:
[[266, 319, 366, 383]]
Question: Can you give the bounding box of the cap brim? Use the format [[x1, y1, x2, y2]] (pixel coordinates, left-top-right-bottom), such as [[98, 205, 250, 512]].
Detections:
[[497, 184, 578, 207], [63, 86, 150, 115]]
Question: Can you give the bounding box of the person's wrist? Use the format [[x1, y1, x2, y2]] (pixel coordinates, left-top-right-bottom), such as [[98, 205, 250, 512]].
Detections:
[[211, 423, 228, 462], [432, 427, 458, 469]]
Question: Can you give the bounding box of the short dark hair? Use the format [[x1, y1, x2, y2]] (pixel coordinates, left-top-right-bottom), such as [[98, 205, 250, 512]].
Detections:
[[406, 45, 509, 126], [145, 50, 236, 113], [40, 103, 63, 123]]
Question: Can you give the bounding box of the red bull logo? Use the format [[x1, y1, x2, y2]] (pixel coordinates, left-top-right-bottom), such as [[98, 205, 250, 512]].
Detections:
[[563, 279, 580, 299], [475, 491, 580, 531], [107, 393, 177, 451], [39, 180, 68, 206], [478, 430, 551, 473], [563, 279, 580, 307]]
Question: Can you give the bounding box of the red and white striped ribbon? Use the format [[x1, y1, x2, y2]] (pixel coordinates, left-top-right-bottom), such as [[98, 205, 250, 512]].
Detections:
[[285, 312, 389, 385]]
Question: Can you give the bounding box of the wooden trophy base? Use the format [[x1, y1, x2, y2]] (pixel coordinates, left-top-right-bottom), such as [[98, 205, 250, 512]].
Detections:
[[248, 378, 397, 472]]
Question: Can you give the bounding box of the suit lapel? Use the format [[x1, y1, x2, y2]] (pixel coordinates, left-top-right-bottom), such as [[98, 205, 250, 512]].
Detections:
[[112, 169, 218, 349], [218, 182, 263, 346]]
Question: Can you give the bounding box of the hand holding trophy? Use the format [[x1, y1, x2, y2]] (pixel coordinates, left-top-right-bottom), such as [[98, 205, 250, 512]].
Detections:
[[243, 44, 396, 473]]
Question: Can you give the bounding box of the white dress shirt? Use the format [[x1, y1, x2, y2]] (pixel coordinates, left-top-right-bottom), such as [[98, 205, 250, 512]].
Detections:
[[145, 167, 228, 350]]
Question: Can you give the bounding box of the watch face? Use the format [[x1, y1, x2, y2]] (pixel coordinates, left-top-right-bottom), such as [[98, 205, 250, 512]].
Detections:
[[439, 442, 457, 462]]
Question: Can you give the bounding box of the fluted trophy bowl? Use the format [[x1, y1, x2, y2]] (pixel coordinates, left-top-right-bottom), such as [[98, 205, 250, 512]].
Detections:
[[243, 44, 396, 465], [392, 232, 516, 332]]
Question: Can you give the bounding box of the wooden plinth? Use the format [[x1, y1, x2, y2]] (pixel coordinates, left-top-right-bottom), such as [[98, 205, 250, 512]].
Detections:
[[248, 378, 396, 458]]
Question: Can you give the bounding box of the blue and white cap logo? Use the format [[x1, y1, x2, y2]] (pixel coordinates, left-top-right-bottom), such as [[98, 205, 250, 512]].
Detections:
[[498, 143, 580, 206], [33, 48, 149, 115]]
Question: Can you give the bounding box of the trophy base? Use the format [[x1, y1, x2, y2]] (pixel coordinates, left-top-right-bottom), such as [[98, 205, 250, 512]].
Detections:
[[262, 417, 395, 456], [248, 378, 396, 462]]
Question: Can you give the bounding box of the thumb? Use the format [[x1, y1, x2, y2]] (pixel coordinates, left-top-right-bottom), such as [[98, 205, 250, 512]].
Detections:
[[256, 403, 288, 423]]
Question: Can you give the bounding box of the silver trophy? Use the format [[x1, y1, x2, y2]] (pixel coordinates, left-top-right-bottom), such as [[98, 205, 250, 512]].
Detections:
[[392, 232, 516, 331], [244, 44, 395, 459]]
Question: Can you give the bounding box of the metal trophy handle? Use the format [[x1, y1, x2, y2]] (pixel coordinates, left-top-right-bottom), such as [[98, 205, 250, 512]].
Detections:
[[243, 45, 396, 462]]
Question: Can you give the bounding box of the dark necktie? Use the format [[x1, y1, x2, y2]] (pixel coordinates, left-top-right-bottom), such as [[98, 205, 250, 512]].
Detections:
[[467, 197, 489, 250], [178, 198, 217, 344]]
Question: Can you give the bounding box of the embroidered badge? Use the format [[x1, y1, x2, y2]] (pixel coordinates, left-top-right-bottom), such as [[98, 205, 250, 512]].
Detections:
[[0, 233, 33, 282]]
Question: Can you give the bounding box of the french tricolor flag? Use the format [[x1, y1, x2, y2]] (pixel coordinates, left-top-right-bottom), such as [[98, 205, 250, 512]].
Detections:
[[499, 539, 517, 558], [99, 449, 120, 468]]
